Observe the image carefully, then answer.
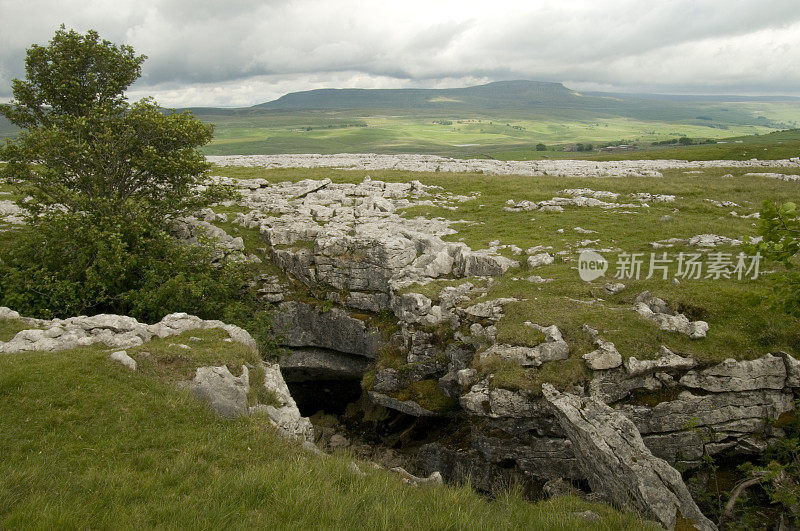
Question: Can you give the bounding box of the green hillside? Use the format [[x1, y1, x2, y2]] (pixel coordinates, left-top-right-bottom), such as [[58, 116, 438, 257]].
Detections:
[[184, 81, 800, 157], [0, 329, 652, 529], [4, 80, 800, 158]]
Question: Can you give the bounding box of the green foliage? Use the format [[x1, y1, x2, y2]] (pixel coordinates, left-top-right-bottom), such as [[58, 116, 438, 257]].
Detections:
[[0, 210, 248, 323], [395, 379, 459, 413], [756, 201, 800, 316], [221, 303, 283, 359], [0, 28, 261, 336], [734, 402, 800, 522], [0, 26, 144, 128], [0, 27, 217, 222]]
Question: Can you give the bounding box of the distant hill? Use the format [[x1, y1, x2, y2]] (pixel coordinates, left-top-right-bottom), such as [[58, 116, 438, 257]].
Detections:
[[253, 80, 580, 111], [3, 81, 799, 158], [241, 80, 797, 129]]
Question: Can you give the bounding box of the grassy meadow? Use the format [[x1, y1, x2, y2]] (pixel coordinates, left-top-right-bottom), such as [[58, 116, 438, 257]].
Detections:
[[195, 108, 795, 158]]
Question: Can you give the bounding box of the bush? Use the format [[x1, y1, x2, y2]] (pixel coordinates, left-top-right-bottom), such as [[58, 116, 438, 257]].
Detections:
[[0, 209, 249, 323], [756, 200, 800, 316]]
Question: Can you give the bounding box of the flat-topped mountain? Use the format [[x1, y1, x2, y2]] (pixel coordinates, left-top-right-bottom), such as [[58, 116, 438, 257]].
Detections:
[[254, 80, 580, 111]]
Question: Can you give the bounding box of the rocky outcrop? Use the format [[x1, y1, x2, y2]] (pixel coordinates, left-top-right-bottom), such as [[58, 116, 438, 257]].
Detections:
[[0, 309, 258, 354], [279, 347, 370, 381], [543, 384, 717, 531], [191, 365, 250, 419], [582, 338, 622, 371], [251, 362, 315, 442], [679, 354, 786, 392], [1, 308, 314, 444], [181, 169, 800, 522], [635, 291, 709, 339], [272, 301, 381, 358]]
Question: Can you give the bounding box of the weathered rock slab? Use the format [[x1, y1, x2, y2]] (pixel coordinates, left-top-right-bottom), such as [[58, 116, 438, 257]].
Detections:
[[542, 384, 716, 531], [191, 365, 250, 419]]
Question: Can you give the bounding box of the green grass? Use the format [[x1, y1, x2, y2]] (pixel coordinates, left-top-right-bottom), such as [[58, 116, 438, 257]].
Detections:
[[198, 110, 791, 158], [506, 128, 800, 162], [211, 164, 800, 395], [0, 319, 33, 342], [0, 343, 654, 529], [128, 328, 261, 383]]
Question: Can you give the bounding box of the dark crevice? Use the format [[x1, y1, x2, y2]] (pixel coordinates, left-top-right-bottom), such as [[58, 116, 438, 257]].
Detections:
[[286, 378, 363, 416]]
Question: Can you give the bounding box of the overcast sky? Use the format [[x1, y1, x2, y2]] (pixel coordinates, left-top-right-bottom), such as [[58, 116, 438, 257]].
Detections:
[[1, 0, 799, 108]]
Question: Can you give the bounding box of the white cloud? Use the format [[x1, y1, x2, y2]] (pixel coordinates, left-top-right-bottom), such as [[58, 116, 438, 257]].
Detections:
[[1, 0, 799, 106]]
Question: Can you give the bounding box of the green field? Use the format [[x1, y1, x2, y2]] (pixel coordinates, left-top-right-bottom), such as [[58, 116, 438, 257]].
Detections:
[[3, 80, 800, 160], [187, 81, 800, 158], [195, 110, 789, 158]]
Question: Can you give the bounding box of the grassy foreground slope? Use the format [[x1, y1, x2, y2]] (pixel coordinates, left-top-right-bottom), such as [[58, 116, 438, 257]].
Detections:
[[0, 329, 651, 529]]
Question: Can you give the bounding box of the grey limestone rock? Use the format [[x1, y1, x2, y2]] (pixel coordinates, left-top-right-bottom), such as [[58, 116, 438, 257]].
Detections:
[[109, 350, 137, 371], [679, 354, 787, 392], [191, 365, 250, 419], [272, 301, 381, 358], [542, 384, 716, 531]]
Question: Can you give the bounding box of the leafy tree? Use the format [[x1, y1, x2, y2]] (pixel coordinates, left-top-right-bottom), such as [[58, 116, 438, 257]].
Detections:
[[0, 26, 217, 221], [535, 143, 547, 151], [756, 200, 800, 316], [0, 27, 254, 326]]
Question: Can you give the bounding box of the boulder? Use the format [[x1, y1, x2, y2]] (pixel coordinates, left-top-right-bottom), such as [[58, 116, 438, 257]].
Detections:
[[625, 347, 697, 376], [542, 384, 716, 531], [109, 350, 137, 371], [527, 252, 554, 268], [190, 365, 249, 419], [480, 341, 569, 368], [582, 339, 622, 370]]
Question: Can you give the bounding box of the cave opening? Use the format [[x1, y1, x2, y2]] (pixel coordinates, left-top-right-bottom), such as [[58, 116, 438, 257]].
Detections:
[[286, 378, 364, 417]]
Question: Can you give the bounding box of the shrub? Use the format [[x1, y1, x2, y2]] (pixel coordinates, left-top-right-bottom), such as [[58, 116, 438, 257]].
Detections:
[[756, 201, 800, 316], [0, 209, 249, 323]]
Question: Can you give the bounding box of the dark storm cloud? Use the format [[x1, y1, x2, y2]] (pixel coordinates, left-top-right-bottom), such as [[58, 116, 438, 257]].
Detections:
[[1, 0, 799, 106]]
